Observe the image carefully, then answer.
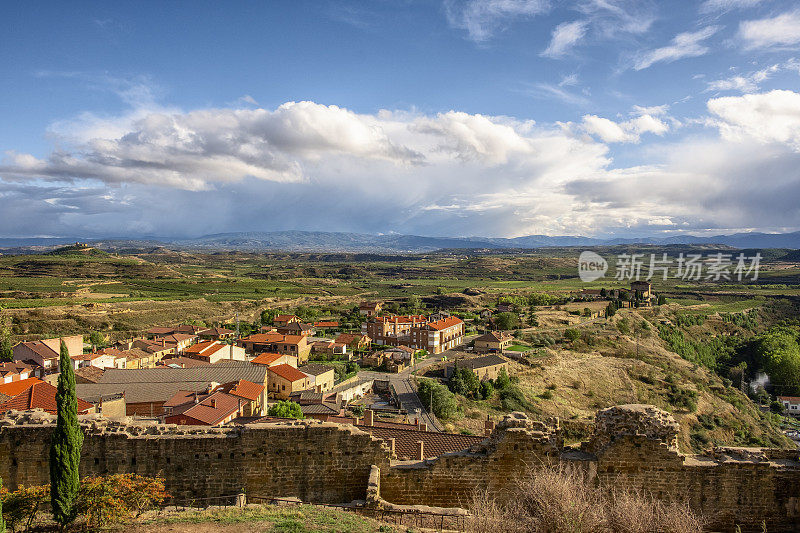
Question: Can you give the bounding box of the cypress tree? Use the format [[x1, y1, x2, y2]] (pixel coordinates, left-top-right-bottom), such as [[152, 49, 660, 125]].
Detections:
[[0, 476, 6, 533], [49, 340, 83, 527]]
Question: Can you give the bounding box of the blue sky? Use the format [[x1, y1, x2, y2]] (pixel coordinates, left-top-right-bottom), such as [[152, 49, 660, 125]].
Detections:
[[2, 0, 800, 239]]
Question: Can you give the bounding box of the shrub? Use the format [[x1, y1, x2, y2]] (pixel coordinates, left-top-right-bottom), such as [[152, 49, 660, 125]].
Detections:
[[2, 484, 49, 532], [268, 400, 304, 419], [466, 465, 703, 533], [563, 329, 581, 342], [417, 379, 459, 420], [79, 474, 167, 528]]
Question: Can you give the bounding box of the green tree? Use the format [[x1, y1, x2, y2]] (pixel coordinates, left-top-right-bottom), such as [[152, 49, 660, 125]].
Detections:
[[495, 367, 511, 390], [563, 329, 581, 342], [407, 295, 422, 310], [268, 400, 304, 419], [755, 328, 800, 394], [416, 379, 458, 419], [260, 308, 276, 325], [88, 331, 106, 349], [50, 340, 84, 527], [0, 309, 12, 362], [0, 476, 6, 533], [494, 312, 519, 331]]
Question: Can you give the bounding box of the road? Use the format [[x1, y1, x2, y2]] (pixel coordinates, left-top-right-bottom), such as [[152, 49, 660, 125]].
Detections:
[[356, 334, 479, 432]]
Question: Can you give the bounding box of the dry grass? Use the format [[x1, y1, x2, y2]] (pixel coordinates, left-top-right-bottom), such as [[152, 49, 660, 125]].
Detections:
[[466, 465, 703, 533]]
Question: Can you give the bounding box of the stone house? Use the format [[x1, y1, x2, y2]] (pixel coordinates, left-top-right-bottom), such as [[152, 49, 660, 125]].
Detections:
[[267, 364, 310, 400], [184, 341, 248, 364], [299, 364, 335, 393], [445, 354, 509, 382], [12, 335, 83, 375], [0, 362, 33, 383], [273, 314, 300, 328], [250, 352, 298, 368], [778, 396, 800, 416], [474, 331, 513, 353], [358, 301, 383, 317], [198, 327, 235, 341]]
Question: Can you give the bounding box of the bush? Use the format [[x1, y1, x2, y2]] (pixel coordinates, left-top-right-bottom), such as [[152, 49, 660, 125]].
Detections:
[[268, 400, 304, 419], [79, 474, 167, 528], [467, 465, 703, 533], [563, 329, 581, 342], [2, 484, 49, 532], [417, 379, 459, 420], [1, 475, 167, 530]]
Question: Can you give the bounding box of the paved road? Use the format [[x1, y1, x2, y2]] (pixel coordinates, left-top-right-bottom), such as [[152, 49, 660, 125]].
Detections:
[[356, 334, 479, 432]]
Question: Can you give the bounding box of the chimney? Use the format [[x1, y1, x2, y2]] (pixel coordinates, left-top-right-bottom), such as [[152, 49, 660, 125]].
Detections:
[[388, 437, 396, 456], [209, 399, 216, 408], [364, 409, 374, 426], [415, 417, 420, 429], [161, 339, 165, 347], [194, 391, 199, 404], [419, 422, 427, 432], [416, 440, 424, 460], [485, 416, 496, 436]]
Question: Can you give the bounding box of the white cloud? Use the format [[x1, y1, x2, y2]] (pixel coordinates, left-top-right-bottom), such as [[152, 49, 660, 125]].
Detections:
[[634, 26, 720, 71], [631, 104, 669, 116], [541, 20, 588, 58], [705, 64, 779, 93], [739, 11, 800, 50], [5, 92, 800, 239], [577, 113, 669, 143], [707, 89, 800, 149], [444, 0, 551, 42], [524, 83, 591, 106], [699, 0, 762, 14]]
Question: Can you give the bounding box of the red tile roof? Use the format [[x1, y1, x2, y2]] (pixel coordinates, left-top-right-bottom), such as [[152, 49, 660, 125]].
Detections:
[[268, 364, 308, 382], [313, 321, 339, 328], [0, 362, 32, 377], [424, 316, 464, 330], [221, 379, 264, 402], [242, 333, 284, 343], [274, 314, 298, 322], [184, 341, 225, 358], [251, 353, 285, 366], [0, 380, 93, 415], [166, 390, 241, 425], [0, 377, 43, 397], [18, 341, 59, 360], [335, 333, 368, 345]]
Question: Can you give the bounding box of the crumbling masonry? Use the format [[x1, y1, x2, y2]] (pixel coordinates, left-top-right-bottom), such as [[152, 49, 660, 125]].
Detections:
[[0, 405, 798, 532]]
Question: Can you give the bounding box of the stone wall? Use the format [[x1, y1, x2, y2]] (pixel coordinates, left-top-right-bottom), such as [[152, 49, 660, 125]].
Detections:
[[1, 406, 798, 532], [0, 411, 390, 503]]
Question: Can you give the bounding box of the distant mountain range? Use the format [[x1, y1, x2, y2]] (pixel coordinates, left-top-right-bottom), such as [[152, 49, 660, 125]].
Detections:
[[171, 230, 800, 251], [2, 230, 800, 253]]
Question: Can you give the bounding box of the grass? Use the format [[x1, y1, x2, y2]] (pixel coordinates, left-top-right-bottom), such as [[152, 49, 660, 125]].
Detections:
[[506, 344, 530, 352], [137, 505, 397, 532]]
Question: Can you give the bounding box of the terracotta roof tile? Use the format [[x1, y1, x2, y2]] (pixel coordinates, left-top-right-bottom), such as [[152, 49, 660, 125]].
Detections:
[[221, 379, 264, 402], [0, 380, 93, 415], [251, 353, 285, 366], [268, 364, 308, 382]]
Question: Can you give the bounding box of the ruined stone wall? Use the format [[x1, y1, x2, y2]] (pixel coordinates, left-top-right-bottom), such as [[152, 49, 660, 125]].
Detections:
[[0, 412, 390, 503], [1, 407, 799, 532]]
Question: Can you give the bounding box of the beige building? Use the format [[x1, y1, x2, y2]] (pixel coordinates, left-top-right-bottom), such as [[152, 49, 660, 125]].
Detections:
[[299, 364, 335, 393], [12, 335, 83, 375], [363, 315, 464, 355], [474, 331, 513, 353], [267, 364, 310, 399], [446, 354, 509, 382]]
